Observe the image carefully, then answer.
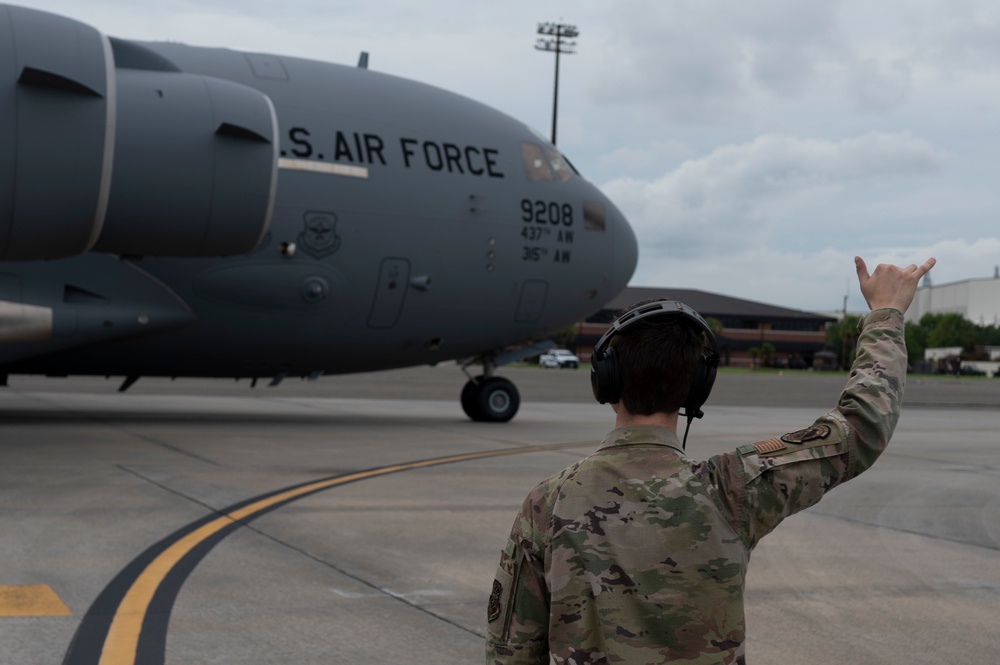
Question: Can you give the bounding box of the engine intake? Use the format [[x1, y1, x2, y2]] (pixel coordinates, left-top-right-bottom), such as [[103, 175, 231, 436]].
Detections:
[[0, 5, 114, 261], [0, 5, 278, 261]]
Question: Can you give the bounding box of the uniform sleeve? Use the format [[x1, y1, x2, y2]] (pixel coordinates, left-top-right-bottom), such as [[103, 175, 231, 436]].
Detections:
[[724, 308, 907, 548], [485, 491, 551, 665]]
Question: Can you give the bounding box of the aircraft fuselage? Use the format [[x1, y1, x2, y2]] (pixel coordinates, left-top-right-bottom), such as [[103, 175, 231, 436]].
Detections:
[[0, 6, 638, 417]]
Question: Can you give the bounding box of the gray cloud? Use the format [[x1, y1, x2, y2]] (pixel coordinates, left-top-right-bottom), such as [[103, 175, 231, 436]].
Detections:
[[601, 131, 945, 256], [589, 0, 847, 122]]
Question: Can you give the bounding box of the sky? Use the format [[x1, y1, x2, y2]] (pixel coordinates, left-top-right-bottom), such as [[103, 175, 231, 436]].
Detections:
[[11, 0, 1000, 313]]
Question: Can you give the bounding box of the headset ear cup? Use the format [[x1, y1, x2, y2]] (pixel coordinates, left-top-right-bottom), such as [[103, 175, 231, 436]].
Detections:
[[590, 346, 621, 404], [590, 358, 603, 403], [683, 355, 718, 419], [605, 347, 621, 404]]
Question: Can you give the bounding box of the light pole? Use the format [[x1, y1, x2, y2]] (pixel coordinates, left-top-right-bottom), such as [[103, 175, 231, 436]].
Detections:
[[535, 22, 578, 146]]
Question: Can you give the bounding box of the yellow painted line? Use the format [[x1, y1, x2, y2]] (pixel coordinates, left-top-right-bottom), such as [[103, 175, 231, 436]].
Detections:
[[98, 441, 590, 665], [0, 585, 71, 617]]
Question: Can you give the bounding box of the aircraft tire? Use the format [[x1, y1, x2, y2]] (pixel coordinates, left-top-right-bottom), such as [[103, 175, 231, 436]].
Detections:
[[460, 380, 479, 418], [461, 376, 520, 422]]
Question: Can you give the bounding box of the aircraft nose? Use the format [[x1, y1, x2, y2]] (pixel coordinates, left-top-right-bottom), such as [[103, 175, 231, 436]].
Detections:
[[604, 199, 638, 297]]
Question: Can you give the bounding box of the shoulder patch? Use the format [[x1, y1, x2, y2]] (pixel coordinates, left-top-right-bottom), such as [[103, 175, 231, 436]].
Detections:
[[781, 424, 831, 444], [752, 438, 786, 454], [487, 579, 503, 622]]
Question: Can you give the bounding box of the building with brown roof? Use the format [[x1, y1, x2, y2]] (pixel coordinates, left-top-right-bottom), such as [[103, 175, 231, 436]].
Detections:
[[575, 287, 836, 369]]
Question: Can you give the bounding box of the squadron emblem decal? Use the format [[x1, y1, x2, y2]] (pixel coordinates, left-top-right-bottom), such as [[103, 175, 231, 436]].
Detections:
[[298, 210, 342, 259], [781, 424, 832, 444]]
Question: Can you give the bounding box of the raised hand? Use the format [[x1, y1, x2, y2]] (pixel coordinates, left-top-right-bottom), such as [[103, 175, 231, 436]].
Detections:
[[855, 256, 937, 314]]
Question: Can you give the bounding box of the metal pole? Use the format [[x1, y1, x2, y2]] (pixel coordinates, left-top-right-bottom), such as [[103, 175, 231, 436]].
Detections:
[[551, 28, 561, 145], [536, 22, 578, 147]]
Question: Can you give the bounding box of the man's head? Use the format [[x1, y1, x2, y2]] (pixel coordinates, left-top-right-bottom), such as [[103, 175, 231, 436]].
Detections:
[[591, 300, 719, 418]]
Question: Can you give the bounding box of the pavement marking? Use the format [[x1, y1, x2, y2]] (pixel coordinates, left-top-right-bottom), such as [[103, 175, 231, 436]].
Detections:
[[62, 441, 592, 665], [0, 585, 71, 617]]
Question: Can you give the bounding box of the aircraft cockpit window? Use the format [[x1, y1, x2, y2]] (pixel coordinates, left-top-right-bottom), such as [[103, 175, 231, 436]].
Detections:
[[544, 147, 573, 183], [521, 143, 554, 182], [583, 200, 606, 232]]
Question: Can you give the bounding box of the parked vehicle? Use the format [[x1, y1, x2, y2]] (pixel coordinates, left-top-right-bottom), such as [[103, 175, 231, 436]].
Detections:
[[539, 349, 580, 369]]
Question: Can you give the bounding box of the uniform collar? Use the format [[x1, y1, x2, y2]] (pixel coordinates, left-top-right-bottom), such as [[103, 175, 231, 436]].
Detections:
[[597, 425, 684, 454]]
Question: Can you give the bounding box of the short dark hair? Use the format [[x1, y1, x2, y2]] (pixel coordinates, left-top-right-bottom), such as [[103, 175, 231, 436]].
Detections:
[[609, 302, 706, 415]]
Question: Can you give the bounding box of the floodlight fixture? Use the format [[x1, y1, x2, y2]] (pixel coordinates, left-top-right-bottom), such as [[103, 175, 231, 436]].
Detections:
[[535, 22, 579, 145]]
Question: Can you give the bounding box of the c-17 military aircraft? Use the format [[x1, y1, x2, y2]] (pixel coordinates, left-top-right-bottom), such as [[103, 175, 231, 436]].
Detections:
[[0, 4, 638, 422]]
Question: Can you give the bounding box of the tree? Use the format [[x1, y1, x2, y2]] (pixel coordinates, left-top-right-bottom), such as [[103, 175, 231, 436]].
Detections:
[[922, 313, 978, 352], [760, 342, 775, 367], [909, 313, 1000, 363], [705, 316, 724, 339], [904, 322, 925, 364], [825, 315, 861, 370], [836, 313, 999, 369], [748, 347, 760, 369], [551, 324, 580, 350]]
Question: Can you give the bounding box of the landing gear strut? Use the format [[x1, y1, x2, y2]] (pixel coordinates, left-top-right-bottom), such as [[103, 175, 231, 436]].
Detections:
[[460, 356, 520, 422]]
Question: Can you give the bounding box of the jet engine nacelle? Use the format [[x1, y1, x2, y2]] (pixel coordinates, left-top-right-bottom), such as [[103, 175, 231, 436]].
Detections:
[[0, 5, 277, 261]]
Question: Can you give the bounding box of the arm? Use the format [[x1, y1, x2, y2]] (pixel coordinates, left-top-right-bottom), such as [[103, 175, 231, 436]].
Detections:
[[741, 309, 907, 544], [711, 257, 935, 547], [486, 495, 550, 665]]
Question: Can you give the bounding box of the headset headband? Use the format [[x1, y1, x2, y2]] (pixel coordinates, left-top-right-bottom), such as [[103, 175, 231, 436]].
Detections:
[[590, 299, 720, 448], [594, 300, 720, 359]]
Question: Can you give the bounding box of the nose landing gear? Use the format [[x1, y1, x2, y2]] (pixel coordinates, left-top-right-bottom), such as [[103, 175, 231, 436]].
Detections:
[[461, 374, 520, 422], [460, 353, 520, 422], [458, 342, 555, 422]]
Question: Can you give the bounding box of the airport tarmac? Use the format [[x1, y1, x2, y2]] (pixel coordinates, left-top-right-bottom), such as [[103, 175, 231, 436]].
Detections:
[[1, 366, 998, 664]]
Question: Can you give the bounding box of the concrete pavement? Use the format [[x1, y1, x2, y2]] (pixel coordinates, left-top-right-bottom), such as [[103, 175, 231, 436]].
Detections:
[[1, 368, 997, 664]]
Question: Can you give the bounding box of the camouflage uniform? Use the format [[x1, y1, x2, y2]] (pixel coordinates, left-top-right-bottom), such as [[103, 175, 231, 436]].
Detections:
[[486, 308, 906, 664]]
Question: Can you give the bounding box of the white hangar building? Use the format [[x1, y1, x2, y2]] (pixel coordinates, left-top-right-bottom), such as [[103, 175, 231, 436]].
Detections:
[[908, 269, 1000, 326]]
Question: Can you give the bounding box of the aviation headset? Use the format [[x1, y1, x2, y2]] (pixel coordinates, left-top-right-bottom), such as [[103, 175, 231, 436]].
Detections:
[[590, 300, 720, 448]]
